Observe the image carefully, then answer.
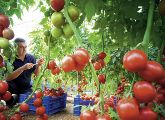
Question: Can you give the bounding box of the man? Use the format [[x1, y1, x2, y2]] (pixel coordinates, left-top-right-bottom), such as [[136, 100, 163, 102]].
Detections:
[[6, 38, 44, 107]]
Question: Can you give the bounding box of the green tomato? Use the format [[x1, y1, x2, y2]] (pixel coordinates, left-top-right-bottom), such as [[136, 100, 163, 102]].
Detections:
[[63, 24, 74, 38], [44, 30, 50, 36], [51, 27, 63, 38], [0, 37, 9, 49], [51, 12, 65, 28], [68, 5, 79, 21]]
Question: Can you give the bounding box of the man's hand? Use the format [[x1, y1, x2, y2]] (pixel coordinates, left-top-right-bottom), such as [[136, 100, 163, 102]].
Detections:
[[36, 57, 45, 66], [22, 63, 34, 70]]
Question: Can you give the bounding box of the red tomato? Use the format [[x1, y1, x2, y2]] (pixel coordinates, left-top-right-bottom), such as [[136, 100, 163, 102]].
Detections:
[[157, 78, 165, 87], [117, 97, 139, 120], [0, 112, 7, 120], [0, 26, 4, 37], [0, 14, 10, 28], [42, 113, 48, 120], [2, 91, 11, 101], [154, 93, 165, 103], [0, 61, 5, 68], [80, 110, 96, 120], [10, 113, 22, 120], [35, 91, 43, 98], [61, 55, 76, 72], [158, 88, 165, 96], [139, 107, 157, 120], [133, 81, 156, 103], [98, 74, 106, 84], [0, 105, 5, 112], [51, 67, 61, 75], [19, 103, 29, 112], [47, 60, 56, 69], [34, 98, 42, 107], [0, 81, 8, 94], [93, 61, 102, 70], [36, 106, 46, 115], [98, 52, 106, 59], [98, 59, 105, 68], [50, 0, 65, 12], [123, 49, 147, 72], [73, 48, 90, 65], [75, 64, 85, 71], [138, 61, 164, 82]]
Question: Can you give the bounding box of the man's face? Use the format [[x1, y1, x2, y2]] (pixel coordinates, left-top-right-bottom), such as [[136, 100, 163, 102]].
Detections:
[[17, 42, 27, 56]]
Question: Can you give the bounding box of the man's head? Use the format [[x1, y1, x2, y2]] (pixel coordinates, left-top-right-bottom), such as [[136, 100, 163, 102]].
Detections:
[[14, 38, 27, 57]]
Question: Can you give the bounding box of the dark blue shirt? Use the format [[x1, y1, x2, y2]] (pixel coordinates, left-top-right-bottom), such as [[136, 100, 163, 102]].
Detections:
[[7, 54, 36, 94]]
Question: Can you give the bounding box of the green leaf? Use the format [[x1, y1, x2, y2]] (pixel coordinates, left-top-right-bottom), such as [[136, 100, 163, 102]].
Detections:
[[13, 8, 22, 19], [84, 0, 96, 21], [40, 6, 46, 13], [39, 17, 48, 25]]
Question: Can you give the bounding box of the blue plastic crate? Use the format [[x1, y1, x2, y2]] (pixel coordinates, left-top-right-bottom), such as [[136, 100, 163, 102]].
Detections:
[[73, 95, 94, 116], [80, 99, 94, 106], [19, 93, 67, 115]]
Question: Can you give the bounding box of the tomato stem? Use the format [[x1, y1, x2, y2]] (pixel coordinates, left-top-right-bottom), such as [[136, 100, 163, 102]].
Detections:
[[64, 0, 82, 47], [89, 62, 105, 114], [141, 0, 155, 54], [126, 73, 136, 98], [102, 32, 105, 52]]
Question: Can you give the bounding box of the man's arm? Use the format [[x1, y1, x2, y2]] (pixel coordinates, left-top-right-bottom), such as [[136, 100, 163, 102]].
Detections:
[[34, 65, 41, 76], [6, 63, 34, 81]]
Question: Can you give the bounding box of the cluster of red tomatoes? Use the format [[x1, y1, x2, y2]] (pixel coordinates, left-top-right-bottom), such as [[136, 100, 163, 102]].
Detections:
[[61, 48, 90, 72], [115, 49, 165, 120], [0, 81, 12, 102], [80, 92, 99, 101], [19, 91, 48, 120], [43, 87, 64, 97], [0, 81, 12, 119], [92, 52, 106, 71], [92, 52, 107, 84], [47, 60, 61, 75], [49, 0, 79, 39]]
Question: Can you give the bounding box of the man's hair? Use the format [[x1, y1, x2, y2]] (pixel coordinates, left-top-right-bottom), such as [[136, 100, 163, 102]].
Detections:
[[14, 38, 26, 44]]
